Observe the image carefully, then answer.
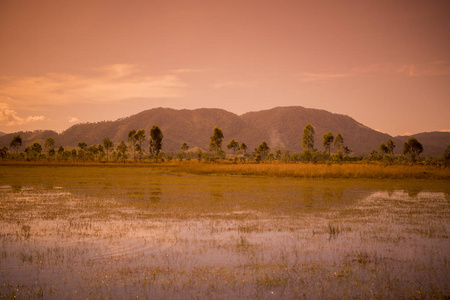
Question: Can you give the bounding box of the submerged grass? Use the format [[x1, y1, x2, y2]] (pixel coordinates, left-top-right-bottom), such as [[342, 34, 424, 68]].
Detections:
[[1, 165, 449, 298]]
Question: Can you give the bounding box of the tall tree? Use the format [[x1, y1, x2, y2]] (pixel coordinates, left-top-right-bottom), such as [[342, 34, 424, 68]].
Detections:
[[134, 129, 146, 161], [387, 138, 396, 155], [9, 134, 22, 160], [103, 137, 114, 162], [117, 141, 128, 163], [181, 142, 189, 152], [444, 145, 450, 168], [45, 137, 55, 159], [78, 142, 87, 150], [333, 133, 344, 152], [240, 142, 247, 154], [77, 142, 87, 162], [379, 143, 389, 155], [227, 139, 240, 156], [30, 142, 42, 161], [322, 132, 334, 156], [302, 123, 315, 151], [209, 126, 224, 156], [256, 140, 270, 161], [149, 125, 163, 156], [97, 144, 105, 161], [240, 142, 248, 162], [57, 145, 64, 154], [180, 142, 189, 160], [403, 137, 423, 163], [0, 147, 8, 159], [128, 129, 137, 161], [87, 144, 99, 161]]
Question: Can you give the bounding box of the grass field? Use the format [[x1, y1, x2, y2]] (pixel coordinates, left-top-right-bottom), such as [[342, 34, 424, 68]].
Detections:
[[175, 161, 450, 179], [2, 160, 450, 179], [0, 165, 449, 298]]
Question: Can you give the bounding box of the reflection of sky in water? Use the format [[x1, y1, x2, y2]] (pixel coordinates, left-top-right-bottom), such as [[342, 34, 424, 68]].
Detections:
[[0, 172, 449, 298]]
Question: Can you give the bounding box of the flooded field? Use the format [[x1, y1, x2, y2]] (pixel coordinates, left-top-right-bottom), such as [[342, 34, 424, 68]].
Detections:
[[1, 165, 449, 299]]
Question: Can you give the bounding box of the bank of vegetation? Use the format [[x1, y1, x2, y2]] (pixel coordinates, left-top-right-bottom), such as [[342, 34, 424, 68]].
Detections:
[[1, 124, 450, 179]]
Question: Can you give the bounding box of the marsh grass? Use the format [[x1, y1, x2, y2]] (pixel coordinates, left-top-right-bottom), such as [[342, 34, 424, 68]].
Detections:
[[2, 160, 449, 179], [327, 223, 351, 238], [175, 162, 450, 179]]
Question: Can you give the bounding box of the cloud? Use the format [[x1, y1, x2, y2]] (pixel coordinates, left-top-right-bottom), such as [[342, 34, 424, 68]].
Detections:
[[68, 117, 79, 123], [397, 61, 450, 77], [0, 64, 187, 108], [297, 64, 387, 82], [212, 81, 256, 89], [0, 103, 46, 126], [298, 61, 450, 82], [298, 72, 352, 82], [169, 68, 206, 74], [439, 129, 450, 133]]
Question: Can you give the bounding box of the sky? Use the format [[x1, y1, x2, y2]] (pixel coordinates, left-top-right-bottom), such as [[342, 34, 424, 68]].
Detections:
[[1, 0, 449, 136]]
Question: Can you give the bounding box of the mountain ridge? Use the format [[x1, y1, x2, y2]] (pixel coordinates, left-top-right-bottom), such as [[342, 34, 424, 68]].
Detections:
[[0, 106, 448, 156]]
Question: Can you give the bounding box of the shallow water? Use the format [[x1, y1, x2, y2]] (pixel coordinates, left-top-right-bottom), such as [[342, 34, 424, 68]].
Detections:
[[0, 166, 449, 299]]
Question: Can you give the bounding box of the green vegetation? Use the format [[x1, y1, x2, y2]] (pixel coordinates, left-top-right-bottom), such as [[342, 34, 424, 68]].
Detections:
[[1, 125, 449, 173], [102, 137, 114, 162], [403, 137, 423, 163], [149, 125, 163, 157], [9, 134, 22, 159], [209, 126, 224, 158], [302, 123, 315, 151], [323, 132, 334, 156]]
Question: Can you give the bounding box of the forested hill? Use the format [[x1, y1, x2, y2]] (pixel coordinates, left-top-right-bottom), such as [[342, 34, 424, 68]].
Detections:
[[0, 106, 449, 156], [396, 132, 450, 157]]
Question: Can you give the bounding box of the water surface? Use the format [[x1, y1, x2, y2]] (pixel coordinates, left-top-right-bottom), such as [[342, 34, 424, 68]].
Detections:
[[1, 166, 449, 298]]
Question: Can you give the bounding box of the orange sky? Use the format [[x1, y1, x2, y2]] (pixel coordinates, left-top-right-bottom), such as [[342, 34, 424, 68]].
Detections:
[[1, 0, 449, 135]]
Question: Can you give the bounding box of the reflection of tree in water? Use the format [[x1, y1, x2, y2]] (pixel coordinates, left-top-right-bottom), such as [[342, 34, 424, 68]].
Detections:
[[302, 187, 314, 208], [334, 187, 343, 202], [210, 182, 224, 200], [323, 187, 344, 204], [150, 182, 162, 203], [211, 191, 223, 200], [300, 185, 353, 208], [406, 188, 421, 198], [102, 181, 113, 191], [323, 188, 333, 204], [126, 181, 162, 203], [11, 185, 22, 192], [387, 189, 395, 197]]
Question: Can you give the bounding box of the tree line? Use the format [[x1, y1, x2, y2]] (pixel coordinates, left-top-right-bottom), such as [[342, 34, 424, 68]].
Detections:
[[1, 123, 450, 167]]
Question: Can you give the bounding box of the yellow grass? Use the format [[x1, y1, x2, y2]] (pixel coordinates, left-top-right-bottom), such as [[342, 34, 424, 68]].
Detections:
[[174, 162, 450, 179], [1, 160, 449, 179]]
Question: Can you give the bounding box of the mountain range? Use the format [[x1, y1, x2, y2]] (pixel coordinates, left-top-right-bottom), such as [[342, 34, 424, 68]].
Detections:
[[1, 106, 449, 156]]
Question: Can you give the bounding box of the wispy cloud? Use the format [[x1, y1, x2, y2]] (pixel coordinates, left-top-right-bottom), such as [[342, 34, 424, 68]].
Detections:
[[0, 64, 187, 108], [211, 81, 256, 89], [0, 102, 46, 126], [298, 61, 450, 82], [297, 64, 386, 82], [169, 68, 206, 74], [397, 61, 450, 77], [298, 72, 352, 82]]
